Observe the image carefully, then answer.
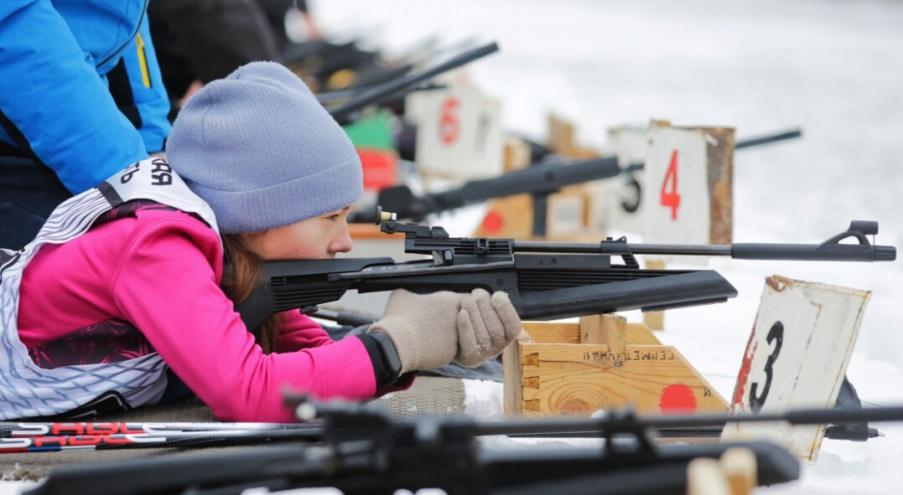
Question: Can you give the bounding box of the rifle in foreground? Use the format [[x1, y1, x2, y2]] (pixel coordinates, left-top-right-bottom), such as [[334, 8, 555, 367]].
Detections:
[[352, 127, 802, 223], [236, 217, 894, 331], [26, 396, 903, 495]]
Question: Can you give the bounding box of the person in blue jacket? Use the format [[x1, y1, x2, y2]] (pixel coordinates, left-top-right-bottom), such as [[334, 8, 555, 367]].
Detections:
[[0, 1, 171, 251]]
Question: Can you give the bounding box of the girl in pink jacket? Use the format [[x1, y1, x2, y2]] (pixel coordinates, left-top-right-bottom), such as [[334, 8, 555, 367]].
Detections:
[[1, 62, 521, 422]]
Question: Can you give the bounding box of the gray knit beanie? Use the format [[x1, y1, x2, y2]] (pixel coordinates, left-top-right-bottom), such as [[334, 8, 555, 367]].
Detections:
[[166, 61, 363, 233]]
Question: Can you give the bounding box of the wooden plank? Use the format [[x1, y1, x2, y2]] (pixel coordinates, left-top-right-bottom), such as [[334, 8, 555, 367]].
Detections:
[[721, 448, 756, 495], [579, 314, 627, 356], [472, 194, 533, 239], [687, 458, 731, 495], [705, 127, 735, 244], [522, 320, 660, 345], [626, 323, 663, 345], [503, 137, 531, 172], [522, 321, 580, 344], [643, 259, 666, 330], [547, 113, 600, 158], [519, 343, 727, 416], [548, 113, 577, 155], [502, 331, 530, 415]]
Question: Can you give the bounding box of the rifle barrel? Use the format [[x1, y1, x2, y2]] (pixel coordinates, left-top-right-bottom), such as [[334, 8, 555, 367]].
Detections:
[[474, 405, 903, 437], [360, 127, 801, 224], [620, 127, 803, 175], [514, 222, 896, 262], [731, 242, 896, 261], [735, 128, 802, 149], [367, 155, 622, 222], [429, 155, 621, 214], [330, 41, 499, 123], [514, 241, 732, 256]]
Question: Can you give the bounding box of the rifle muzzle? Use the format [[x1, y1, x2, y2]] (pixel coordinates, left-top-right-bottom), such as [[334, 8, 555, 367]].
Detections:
[[876, 245, 897, 261]]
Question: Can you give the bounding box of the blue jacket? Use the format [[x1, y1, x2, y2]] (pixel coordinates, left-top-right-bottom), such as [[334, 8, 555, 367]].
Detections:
[[0, 0, 170, 193]]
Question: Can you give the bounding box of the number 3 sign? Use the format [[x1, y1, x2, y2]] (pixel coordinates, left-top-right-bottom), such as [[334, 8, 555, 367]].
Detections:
[[722, 276, 871, 460], [642, 124, 734, 247]]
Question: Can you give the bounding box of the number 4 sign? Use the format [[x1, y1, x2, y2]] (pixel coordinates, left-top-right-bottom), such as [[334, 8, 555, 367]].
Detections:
[[722, 276, 871, 461], [659, 150, 680, 220], [642, 124, 734, 246]]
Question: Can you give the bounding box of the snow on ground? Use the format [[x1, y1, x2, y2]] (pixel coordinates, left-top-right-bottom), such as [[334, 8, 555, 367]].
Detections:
[[320, 0, 903, 493], [5, 2, 901, 494]]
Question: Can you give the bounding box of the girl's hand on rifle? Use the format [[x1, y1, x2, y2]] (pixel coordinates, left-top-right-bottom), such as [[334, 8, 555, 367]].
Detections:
[[454, 290, 521, 367], [369, 289, 522, 374]]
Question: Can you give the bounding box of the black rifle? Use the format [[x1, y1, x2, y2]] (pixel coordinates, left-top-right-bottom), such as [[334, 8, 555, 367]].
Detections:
[[26, 396, 903, 495], [236, 217, 894, 331], [352, 127, 803, 224], [314, 63, 416, 100], [329, 41, 500, 125], [281, 39, 356, 66], [282, 39, 377, 75], [318, 81, 446, 107]]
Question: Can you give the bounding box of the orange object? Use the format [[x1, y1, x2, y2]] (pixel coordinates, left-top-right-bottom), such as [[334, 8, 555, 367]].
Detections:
[[357, 148, 397, 191], [480, 209, 504, 234]]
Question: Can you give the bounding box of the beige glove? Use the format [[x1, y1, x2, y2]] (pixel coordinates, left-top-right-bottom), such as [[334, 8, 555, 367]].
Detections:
[[455, 289, 522, 367], [369, 288, 522, 374]]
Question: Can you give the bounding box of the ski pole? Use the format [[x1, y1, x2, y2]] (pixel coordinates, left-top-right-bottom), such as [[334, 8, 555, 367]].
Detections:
[[0, 427, 323, 454]]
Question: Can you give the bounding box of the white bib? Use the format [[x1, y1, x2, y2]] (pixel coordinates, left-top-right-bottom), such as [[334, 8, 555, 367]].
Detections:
[[0, 158, 218, 419]]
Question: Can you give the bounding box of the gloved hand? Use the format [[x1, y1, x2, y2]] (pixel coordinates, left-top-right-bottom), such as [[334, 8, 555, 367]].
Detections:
[[369, 288, 522, 374]]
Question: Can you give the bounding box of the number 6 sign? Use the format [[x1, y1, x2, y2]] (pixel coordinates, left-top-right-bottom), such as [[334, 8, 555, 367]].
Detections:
[[407, 78, 503, 180], [722, 276, 871, 460], [642, 124, 734, 247]]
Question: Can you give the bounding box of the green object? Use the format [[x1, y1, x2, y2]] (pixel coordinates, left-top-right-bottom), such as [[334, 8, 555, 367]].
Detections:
[[343, 110, 396, 151]]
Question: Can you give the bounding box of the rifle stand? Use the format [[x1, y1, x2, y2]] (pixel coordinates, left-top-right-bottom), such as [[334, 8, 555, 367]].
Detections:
[[826, 376, 879, 440], [503, 314, 728, 416]]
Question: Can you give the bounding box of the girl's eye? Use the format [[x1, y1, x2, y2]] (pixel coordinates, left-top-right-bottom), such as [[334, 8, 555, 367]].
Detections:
[[326, 214, 340, 221]]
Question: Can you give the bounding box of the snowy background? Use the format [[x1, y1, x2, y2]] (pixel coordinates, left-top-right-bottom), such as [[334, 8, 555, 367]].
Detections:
[[5, 0, 902, 493], [316, 0, 903, 493]]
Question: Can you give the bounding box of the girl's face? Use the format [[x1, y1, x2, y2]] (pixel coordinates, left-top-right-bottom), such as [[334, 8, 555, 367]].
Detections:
[[242, 206, 354, 260]]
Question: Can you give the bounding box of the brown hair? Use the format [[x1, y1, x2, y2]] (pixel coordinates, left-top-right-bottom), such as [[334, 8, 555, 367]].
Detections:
[[221, 234, 281, 353]]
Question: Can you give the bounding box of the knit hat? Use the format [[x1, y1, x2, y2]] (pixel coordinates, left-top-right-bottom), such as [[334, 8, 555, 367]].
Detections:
[[166, 61, 363, 233]]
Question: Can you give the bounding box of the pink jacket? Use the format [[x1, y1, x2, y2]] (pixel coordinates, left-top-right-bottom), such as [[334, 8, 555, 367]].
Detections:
[[17, 206, 388, 421]]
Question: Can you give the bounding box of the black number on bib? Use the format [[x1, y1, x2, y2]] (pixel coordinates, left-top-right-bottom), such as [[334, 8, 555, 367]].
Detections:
[[749, 321, 784, 412]]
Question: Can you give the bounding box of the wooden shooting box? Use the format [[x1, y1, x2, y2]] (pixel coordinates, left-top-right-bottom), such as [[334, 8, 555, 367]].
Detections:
[[472, 121, 603, 241], [503, 314, 728, 416]]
